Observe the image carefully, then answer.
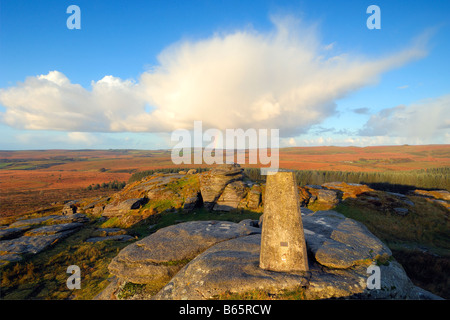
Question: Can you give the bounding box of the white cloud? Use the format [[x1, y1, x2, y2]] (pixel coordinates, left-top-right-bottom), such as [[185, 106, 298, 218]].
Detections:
[[0, 16, 429, 137], [360, 94, 450, 143], [0, 71, 145, 132], [66, 132, 100, 145], [15, 131, 101, 147]]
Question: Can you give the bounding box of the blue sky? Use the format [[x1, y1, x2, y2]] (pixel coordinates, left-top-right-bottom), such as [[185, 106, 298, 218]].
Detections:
[[0, 0, 449, 150]]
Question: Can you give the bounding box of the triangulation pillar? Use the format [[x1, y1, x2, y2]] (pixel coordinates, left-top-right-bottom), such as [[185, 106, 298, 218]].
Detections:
[[259, 171, 309, 272]]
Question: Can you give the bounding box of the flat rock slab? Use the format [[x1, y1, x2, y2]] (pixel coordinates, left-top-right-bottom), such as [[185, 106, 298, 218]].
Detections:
[[0, 253, 23, 267], [154, 233, 434, 300], [154, 234, 309, 300], [108, 220, 260, 284], [302, 211, 391, 269], [0, 226, 30, 240], [24, 222, 84, 236], [9, 215, 59, 228], [9, 213, 88, 228], [0, 230, 75, 255], [305, 259, 426, 299], [100, 213, 441, 300]]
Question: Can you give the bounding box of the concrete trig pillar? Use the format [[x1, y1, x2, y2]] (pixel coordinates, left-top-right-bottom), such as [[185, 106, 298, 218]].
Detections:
[[260, 171, 309, 272]]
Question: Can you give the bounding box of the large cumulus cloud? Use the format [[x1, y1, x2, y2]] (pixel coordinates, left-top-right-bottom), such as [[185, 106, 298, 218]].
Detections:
[[0, 16, 428, 136]]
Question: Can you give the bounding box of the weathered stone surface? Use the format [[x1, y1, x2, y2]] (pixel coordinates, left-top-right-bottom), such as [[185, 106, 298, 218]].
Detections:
[[322, 182, 374, 199], [304, 260, 424, 300], [92, 206, 104, 215], [260, 171, 308, 272], [393, 207, 409, 216], [154, 234, 309, 300], [24, 222, 84, 236], [50, 213, 89, 224], [298, 187, 312, 206], [213, 180, 247, 211], [138, 174, 184, 195], [103, 198, 146, 217], [307, 187, 340, 209], [182, 192, 201, 213], [98, 212, 441, 300], [0, 253, 23, 266], [0, 214, 89, 263], [8, 213, 88, 228], [302, 211, 391, 269], [246, 185, 262, 209], [82, 196, 110, 211], [154, 232, 435, 300], [108, 220, 260, 284], [93, 277, 123, 300], [199, 164, 244, 210], [9, 215, 59, 228], [0, 230, 75, 255], [300, 207, 314, 215], [62, 200, 79, 215], [0, 227, 29, 240]]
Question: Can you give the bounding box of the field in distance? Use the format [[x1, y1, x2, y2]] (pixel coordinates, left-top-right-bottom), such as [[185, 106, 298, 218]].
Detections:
[[0, 145, 449, 218]]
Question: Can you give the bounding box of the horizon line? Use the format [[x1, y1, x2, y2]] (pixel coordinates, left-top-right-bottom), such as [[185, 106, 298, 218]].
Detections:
[[0, 143, 449, 152]]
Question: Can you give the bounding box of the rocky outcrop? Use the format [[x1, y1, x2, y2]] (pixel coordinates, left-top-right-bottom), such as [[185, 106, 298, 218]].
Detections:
[[24, 222, 84, 236], [100, 210, 440, 300], [154, 234, 309, 300], [0, 227, 29, 241], [322, 182, 374, 199], [197, 164, 263, 212], [182, 192, 201, 213], [103, 198, 147, 217], [62, 200, 79, 215], [199, 164, 245, 210], [304, 187, 339, 210], [246, 185, 262, 209], [85, 166, 262, 230], [107, 220, 260, 285], [213, 180, 247, 211], [8, 213, 88, 228], [301, 210, 391, 269], [0, 214, 89, 266]]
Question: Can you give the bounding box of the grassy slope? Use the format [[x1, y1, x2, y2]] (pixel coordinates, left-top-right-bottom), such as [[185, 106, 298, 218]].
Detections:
[[0, 208, 262, 300], [334, 195, 450, 299]]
